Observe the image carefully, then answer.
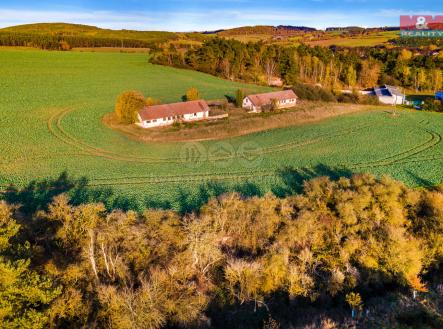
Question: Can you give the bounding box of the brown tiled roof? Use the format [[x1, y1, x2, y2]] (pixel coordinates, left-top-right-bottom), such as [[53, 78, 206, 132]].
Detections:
[[246, 90, 298, 107], [138, 100, 210, 121]]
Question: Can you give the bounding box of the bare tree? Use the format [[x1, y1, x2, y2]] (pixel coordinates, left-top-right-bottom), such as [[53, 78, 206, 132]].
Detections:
[[264, 59, 277, 86]]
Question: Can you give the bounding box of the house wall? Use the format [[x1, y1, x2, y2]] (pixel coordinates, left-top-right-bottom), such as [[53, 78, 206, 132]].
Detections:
[[183, 111, 207, 121], [277, 98, 297, 108], [243, 97, 297, 113], [395, 96, 405, 105], [242, 97, 256, 111], [378, 95, 404, 105], [360, 90, 375, 96], [137, 111, 209, 129]]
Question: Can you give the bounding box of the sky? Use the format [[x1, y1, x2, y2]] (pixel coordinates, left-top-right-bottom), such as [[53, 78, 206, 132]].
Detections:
[[0, 0, 441, 31]]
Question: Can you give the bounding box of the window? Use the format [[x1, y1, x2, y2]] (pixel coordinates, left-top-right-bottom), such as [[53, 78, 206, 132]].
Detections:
[[194, 113, 197, 116], [146, 120, 151, 124], [153, 119, 157, 123]]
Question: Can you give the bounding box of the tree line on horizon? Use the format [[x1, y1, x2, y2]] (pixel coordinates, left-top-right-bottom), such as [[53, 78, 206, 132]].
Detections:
[[1, 173, 443, 328], [151, 38, 443, 92], [0, 32, 161, 50]]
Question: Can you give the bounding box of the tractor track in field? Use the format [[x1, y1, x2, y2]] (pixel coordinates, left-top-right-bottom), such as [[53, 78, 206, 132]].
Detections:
[[2, 108, 434, 190], [349, 129, 442, 169], [47, 108, 377, 163], [87, 170, 278, 187], [347, 113, 442, 169]]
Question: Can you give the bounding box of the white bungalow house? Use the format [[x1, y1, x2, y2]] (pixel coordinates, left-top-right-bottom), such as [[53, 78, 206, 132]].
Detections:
[[361, 85, 406, 105], [137, 100, 210, 129], [242, 90, 298, 113]]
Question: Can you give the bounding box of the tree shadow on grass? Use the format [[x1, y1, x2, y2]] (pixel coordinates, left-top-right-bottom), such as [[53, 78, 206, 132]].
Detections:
[[224, 94, 236, 104], [164, 164, 352, 215], [1, 164, 355, 215], [406, 170, 436, 189], [172, 180, 265, 215], [272, 164, 354, 197], [1, 172, 141, 214]]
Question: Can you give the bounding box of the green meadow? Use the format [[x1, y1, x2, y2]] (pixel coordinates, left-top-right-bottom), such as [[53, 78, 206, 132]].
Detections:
[[1, 49, 443, 210]]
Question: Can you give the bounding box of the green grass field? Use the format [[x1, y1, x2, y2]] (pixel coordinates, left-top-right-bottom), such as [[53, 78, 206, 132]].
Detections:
[[1, 49, 443, 211]]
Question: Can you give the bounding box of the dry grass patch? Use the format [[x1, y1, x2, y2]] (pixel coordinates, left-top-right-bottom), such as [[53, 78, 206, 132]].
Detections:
[[103, 102, 379, 143]]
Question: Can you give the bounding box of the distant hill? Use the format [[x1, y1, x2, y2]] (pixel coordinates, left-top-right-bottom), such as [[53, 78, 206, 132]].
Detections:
[[217, 25, 316, 37], [276, 25, 317, 32], [0, 23, 211, 50], [202, 29, 225, 35], [326, 26, 400, 32], [0, 23, 179, 43], [1, 23, 102, 34], [0, 23, 401, 50]]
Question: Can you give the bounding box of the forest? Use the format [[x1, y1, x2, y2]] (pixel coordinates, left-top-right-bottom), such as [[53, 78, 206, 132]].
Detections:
[[0, 24, 208, 51], [1, 173, 443, 328], [151, 38, 443, 91], [0, 32, 154, 50], [392, 37, 443, 48]]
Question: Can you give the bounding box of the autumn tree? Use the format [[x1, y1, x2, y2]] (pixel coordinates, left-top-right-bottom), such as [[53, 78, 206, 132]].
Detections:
[[5, 172, 443, 327], [270, 98, 279, 111], [59, 40, 71, 51], [185, 87, 200, 101], [398, 49, 413, 61], [145, 97, 162, 106], [0, 202, 60, 329], [345, 65, 357, 87], [150, 37, 442, 92], [431, 68, 442, 92], [115, 91, 145, 124], [346, 292, 363, 318], [264, 59, 277, 86], [359, 60, 381, 87], [415, 68, 428, 91]]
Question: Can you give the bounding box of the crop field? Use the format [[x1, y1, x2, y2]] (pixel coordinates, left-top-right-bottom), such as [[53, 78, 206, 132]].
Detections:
[[219, 30, 399, 48], [1, 49, 443, 211], [306, 31, 399, 47]]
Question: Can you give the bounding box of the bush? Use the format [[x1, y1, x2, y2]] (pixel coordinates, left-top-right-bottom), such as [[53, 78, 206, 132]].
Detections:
[[337, 91, 380, 105], [422, 99, 443, 112], [235, 89, 245, 107], [59, 40, 71, 51], [145, 97, 162, 106], [115, 91, 145, 124], [291, 83, 337, 102], [359, 94, 381, 105], [337, 92, 359, 104]]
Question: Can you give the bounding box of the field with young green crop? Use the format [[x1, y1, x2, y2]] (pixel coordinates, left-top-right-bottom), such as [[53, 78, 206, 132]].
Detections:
[[1, 49, 443, 211]]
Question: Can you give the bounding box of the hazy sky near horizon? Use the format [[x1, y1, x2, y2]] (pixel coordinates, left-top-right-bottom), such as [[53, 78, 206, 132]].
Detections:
[[0, 0, 441, 31]]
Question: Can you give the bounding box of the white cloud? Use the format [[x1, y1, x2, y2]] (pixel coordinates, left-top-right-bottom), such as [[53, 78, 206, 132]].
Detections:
[[378, 9, 443, 18], [0, 8, 400, 31]]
